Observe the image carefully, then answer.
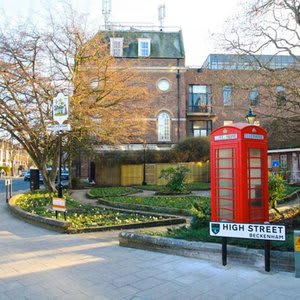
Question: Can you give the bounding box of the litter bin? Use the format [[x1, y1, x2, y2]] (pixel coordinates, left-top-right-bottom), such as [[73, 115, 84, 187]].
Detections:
[[30, 169, 40, 191]]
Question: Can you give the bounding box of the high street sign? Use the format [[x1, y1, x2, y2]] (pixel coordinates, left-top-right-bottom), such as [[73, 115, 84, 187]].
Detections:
[[210, 222, 286, 241]]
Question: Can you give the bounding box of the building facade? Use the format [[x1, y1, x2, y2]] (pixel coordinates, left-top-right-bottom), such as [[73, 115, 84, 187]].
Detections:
[[0, 139, 30, 176], [77, 27, 300, 183], [268, 148, 300, 184], [102, 28, 187, 150]]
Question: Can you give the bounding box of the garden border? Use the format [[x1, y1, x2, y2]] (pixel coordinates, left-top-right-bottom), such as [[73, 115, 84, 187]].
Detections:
[[8, 194, 71, 232], [8, 194, 186, 234]]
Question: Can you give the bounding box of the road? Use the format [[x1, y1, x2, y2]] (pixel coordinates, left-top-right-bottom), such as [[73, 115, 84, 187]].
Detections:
[[0, 177, 69, 198], [0, 177, 30, 195]]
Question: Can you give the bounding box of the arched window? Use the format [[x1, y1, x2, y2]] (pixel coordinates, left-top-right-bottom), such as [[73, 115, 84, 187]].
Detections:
[[157, 112, 171, 142]]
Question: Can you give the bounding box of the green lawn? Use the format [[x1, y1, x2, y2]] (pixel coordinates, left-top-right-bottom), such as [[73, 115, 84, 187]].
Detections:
[[103, 195, 207, 211], [88, 186, 140, 198]]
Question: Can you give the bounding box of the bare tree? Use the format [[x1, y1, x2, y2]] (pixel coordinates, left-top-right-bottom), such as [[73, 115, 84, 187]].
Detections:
[[219, 0, 300, 146], [0, 5, 149, 191]]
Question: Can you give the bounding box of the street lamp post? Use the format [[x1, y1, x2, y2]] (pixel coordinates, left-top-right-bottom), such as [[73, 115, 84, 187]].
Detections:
[[52, 92, 69, 198], [57, 130, 63, 198], [245, 107, 256, 125]]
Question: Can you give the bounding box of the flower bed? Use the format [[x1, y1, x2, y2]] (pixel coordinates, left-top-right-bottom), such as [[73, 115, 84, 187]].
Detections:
[[10, 192, 186, 233]]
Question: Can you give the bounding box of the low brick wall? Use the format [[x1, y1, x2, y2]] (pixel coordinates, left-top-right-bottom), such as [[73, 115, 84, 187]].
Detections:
[[119, 232, 295, 272]]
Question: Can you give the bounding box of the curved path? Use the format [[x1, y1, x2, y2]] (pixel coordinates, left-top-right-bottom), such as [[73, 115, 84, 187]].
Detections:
[[0, 191, 299, 299]]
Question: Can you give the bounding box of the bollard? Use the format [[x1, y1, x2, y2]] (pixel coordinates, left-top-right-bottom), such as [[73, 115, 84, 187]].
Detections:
[[294, 230, 300, 278]]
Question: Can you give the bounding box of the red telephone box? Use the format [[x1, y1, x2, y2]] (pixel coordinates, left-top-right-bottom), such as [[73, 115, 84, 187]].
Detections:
[[210, 123, 269, 223]]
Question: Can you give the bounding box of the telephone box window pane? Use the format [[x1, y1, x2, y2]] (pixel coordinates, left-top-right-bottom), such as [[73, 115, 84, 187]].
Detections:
[[250, 169, 261, 178], [219, 149, 233, 158], [220, 199, 233, 208], [220, 210, 233, 220], [250, 187, 262, 199], [218, 169, 233, 178], [219, 189, 233, 198], [219, 159, 233, 168], [250, 158, 261, 168], [250, 199, 262, 207], [250, 178, 261, 188], [219, 179, 233, 188], [250, 148, 261, 157]]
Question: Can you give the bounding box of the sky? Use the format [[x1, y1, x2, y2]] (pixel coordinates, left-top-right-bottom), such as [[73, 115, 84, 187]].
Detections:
[[0, 0, 243, 66]]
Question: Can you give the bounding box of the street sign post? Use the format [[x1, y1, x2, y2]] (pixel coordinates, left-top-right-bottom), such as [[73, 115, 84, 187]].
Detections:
[[210, 221, 286, 272], [53, 197, 67, 220], [52, 93, 70, 198], [5, 179, 12, 203], [47, 124, 71, 132]]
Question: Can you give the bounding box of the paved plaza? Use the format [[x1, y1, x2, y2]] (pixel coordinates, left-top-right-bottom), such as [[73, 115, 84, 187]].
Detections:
[[0, 195, 300, 300]]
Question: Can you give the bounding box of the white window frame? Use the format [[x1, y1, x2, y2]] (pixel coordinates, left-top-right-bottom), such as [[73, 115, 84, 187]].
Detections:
[[157, 112, 171, 142], [110, 38, 123, 57], [138, 38, 151, 57]]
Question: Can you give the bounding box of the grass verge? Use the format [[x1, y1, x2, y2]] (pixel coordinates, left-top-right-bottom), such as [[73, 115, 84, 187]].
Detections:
[[88, 186, 141, 198], [100, 195, 207, 212]]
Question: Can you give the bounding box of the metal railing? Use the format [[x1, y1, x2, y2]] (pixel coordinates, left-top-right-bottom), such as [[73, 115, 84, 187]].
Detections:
[[188, 105, 213, 113]]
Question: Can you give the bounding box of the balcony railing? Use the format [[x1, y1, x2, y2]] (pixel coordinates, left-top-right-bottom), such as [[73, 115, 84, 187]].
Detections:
[[187, 105, 213, 114]]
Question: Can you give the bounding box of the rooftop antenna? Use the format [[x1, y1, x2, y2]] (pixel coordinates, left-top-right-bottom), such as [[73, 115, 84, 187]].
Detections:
[[158, 3, 166, 31], [102, 0, 112, 30]]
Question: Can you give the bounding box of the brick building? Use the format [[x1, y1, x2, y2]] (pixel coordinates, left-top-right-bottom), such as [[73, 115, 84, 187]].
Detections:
[[0, 139, 30, 176], [76, 28, 300, 183], [101, 28, 187, 149]]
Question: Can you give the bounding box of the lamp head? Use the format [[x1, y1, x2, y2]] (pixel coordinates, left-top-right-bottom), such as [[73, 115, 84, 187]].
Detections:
[[245, 107, 256, 125]]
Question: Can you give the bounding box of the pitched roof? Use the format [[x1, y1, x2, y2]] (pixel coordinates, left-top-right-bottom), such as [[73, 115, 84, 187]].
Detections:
[[102, 30, 185, 59]]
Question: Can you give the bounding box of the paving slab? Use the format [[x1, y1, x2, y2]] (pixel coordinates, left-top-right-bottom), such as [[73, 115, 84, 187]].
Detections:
[[1, 193, 300, 299]]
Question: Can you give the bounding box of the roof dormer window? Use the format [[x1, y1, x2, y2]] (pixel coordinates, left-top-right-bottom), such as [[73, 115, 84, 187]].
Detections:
[[110, 38, 123, 57], [138, 38, 151, 57]]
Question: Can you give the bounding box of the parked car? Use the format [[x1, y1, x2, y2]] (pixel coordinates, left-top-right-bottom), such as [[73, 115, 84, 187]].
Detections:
[[24, 168, 69, 183], [19, 170, 27, 177], [55, 169, 69, 181], [61, 169, 69, 180], [24, 170, 30, 181]]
